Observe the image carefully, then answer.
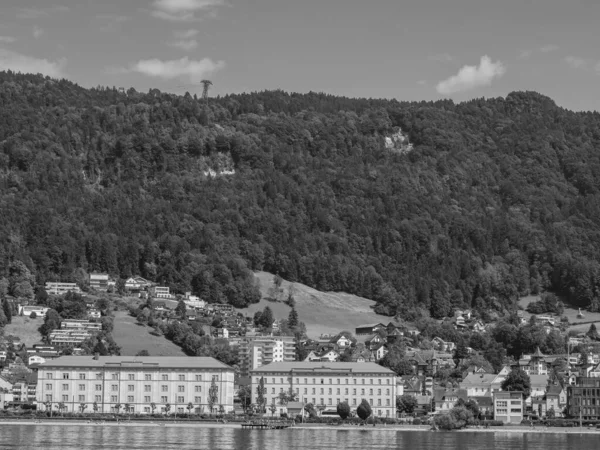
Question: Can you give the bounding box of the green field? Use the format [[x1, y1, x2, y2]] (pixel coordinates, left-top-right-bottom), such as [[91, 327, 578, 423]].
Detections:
[[518, 294, 600, 333], [236, 271, 385, 338], [112, 310, 186, 357], [3, 316, 44, 347]]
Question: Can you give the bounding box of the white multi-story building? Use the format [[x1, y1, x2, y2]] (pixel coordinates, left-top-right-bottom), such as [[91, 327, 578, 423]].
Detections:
[[238, 335, 296, 377], [152, 286, 173, 299], [251, 362, 397, 418], [89, 273, 109, 292], [61, 320, 102, 331], [36, 356, 235, 414], [45, 282, 82, 296]]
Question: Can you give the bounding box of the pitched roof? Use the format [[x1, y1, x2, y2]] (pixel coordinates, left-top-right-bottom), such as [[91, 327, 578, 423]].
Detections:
[[530, 374, 549, 387], [460, 373, 497, 387], [471, 396, 493, 407], [532, 347, 545, 358], [38, 356, 232, 370], [251, 361, 395, 375], [546, 385, 563, 396]]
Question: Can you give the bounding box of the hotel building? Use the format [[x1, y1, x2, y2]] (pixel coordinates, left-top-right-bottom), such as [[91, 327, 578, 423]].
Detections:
[[251, 362, 397, 418], [36, 356, 235, 414]]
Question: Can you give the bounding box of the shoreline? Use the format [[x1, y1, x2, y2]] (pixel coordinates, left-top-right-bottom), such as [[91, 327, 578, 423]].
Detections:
[[0, 420, 599, 434]]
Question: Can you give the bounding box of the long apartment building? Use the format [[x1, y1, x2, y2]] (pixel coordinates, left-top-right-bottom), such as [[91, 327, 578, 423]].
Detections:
[[36, 356, 235, 414], [89, 273, 109, 292], [567, 377, 600, 420], [251, 362, 397, 418], [45, 282, 82, 296], [238, 335, 296, 377]]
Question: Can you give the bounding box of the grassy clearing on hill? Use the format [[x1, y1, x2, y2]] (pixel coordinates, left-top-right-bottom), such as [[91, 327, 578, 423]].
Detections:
[[236, 271, 384, 338], [519, 294, 600, 333], [112, 310, 186, 357], [3, 316, 44, 346]]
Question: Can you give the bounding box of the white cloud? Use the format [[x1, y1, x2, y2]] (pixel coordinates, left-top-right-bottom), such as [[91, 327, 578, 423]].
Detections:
[[540, 44, 559, 53], [33, 26, 44, 39], [0, 36, 17, 43], [417, 80, 427, 86], [174, 29, 199, 39], [129, 56, 224, 81], [565, 56, 588, 69], [151, 0, 224, 21], [436, 55, 506, 95], [17, 5, 69, 19], [518, 49, 532, 60], [429, 53, 454, 63], [170, 39, 199, 51], [0, 48, 66, 78], [97, 14, 129, 32]]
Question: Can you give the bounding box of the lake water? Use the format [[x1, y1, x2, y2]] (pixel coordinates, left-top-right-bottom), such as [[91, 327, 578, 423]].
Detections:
[[1, 425, 599, 449]]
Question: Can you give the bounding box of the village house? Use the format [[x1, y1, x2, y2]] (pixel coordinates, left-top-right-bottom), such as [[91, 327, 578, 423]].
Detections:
[[329, 332, 356, 348], [434, 387, 467, 412], [355, 323, 385, 336], [431, 337, 456, 352], [544, 384, 566, 417], [18, 305, 49, 318], [304, 349, 340, 363], [89, 273, 109, 292], [44, 282, 81, 296], [493, 391, 524, 424], [124, 276, 152, 291], [460, 373, 497, 397]]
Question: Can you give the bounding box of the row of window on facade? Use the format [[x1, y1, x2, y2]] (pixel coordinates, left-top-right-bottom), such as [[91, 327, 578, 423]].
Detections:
[[44, 394, 205, 404], [46, 372, 219, 381], [258, 377, 392, 385], [269, 387, 391, 396], [46, 384, 205, 393], [265, 397, 391, 407]]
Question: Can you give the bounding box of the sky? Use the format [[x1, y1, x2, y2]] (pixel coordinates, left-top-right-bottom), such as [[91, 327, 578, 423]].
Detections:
[[0, 0, 599, 111]]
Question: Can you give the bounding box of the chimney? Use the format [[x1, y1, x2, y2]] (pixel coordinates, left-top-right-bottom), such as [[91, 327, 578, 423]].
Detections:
[[93, 352, 99, 360]]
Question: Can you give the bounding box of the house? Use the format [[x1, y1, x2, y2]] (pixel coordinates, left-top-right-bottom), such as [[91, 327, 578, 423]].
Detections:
[[491, 366, 511, 392], [124, 276, 152, 291], [364, 334, 386, 350], [18, 305, 49, 318], [517, 348, 549, 376], [355, 323, 385, 336], [432, 337, 456, 352], [153, 302, 167, 312], [304, 349, 340, 363], [545, 384, 565, 417], [455, 316, 467, 329], [0, 376, 14, 406], [471, 321, 486, 333], [88, 309, 101, 319], [386, 328, 404, 344], [471, 396, 494, 419], [215, 328, 229, 339], [151, 286, 173, 299], [528, 374, 550, 406], [184, 292, 206, 310], [44, 282, 81, 296], [28, 355, 47, 366], [434, 388, 468, 412], [330, 332, 356, 348], [89, 273, 109, 292], [460, 373, 497, 397], [372, 343, 388, 361], [456, 310, 472, 320], [494, 391, 524, 423], [403, 326, 421, 337]]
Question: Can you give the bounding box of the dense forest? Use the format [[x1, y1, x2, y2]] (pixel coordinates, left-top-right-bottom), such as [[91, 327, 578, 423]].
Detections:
[[2, 71, 600, 321]]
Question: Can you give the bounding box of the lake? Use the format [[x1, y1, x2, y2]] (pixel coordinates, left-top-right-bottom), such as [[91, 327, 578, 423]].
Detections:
[[1, 424, 599, 449]]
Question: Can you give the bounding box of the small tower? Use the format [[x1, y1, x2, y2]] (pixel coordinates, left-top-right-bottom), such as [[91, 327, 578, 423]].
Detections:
[[201, 80, 212, 105]]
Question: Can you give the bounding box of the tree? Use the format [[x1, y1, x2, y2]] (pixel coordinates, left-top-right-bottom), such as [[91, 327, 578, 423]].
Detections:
[[208, 378, 219, 414], [187, 402, 194, 418], [288, 307, 299, 328], [256, 376, 266, 413], [114, 403, 122, 415], [164, 403, 171, 416], [238, 385, 252, 413], [501, 368, 531, 398], [337, 401, 351, 420], [150, 402, 157, 415], [176, 300, 187, 318], [93, 402, 98, 414], [587, 323, 599, 341], [259, 306, 274, 328], [56, 402, 66, 416], [29, 311, 37, 319], [79, 403, 87, 414], [269, 400, 277, 417], [396, 395, 418, 416], [547, 407, 556, 419], [356, 399, 372, 422], [3, 299, 12, 324]]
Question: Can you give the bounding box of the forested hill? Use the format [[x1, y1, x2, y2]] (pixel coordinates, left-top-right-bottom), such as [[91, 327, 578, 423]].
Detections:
[[2, 71, 600, 320]]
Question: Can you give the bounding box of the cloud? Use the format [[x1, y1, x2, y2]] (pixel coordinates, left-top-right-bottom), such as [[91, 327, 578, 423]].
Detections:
[[417, 80, 427, 86], [0, 36, 17, 43], [151, 0, 225, 21], [33, 26, 44, 39], [174, 29, 199, 39], [16, 5, 69, 19], [565, 56, 588, 69], [429, 53, 455, 63], [436, 55, 506, 95], [128, 56, 224, 81], [169, 39, 199, 51], [540, 44, 559, 53], [97, 14, 129, 32], [0, 48, 66, 78]]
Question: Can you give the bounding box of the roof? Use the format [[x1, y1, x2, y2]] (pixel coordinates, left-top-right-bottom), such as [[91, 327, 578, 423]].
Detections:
[[434, 388, 468, 403], [532, 347, 545, 358], [471, 396, 494, 408], [460, 373, 497, 387], [356, 323, 384, 329], [37, 356, 232, 370], [546, 385, 563, 396], [530, 374, 549, 387], [251, 362, 395, 375]]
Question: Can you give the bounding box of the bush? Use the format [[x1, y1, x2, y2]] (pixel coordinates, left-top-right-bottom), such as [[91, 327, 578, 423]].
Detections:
[[30, 312, 37, 319], [413, 418, 422, 425]]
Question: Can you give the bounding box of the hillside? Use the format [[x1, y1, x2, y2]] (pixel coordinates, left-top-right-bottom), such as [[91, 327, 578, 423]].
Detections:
[[3, 72, 600, 322], [237, 272, 383, 337]]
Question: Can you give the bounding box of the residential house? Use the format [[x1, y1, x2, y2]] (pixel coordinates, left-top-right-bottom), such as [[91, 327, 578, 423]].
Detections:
[[330, 332, 356, 349], [88, 309, 101, 319], [355, 323, 385, 336], [151, 286, 173, 299], [364, 334, 386, 350], [490, 366, 511, 392], [44, 282, 81, 296], [471, 396, 494, 419], [89, 273, 109, 292], [28, 355, 46, 366], [215, 328, 229, 339], [471, 321, 486, 333], [545, 384, 565, 417], [0, 376, 14, 406], [460, 373, 497, 397], [372, 343, 388, 361], [18, 305, 49, 318], [493, 391, 524, 424], [304, 349, 340, 363], [527, 374, 549, 407], [124, 276, 151, 291], [432, 337, 456, 352], [434, 388, 467, 412], [566, 377, 600, 419], [518, 348, 549, 376]]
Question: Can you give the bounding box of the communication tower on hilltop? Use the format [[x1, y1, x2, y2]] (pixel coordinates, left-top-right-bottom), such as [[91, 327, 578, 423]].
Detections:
[[201, 80, 212, 105]]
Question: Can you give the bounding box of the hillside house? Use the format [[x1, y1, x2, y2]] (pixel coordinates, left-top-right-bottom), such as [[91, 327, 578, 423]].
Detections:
[[460, 373, 496, 397], [19, 305, 49, 317], [125, 276, 152, 291], [44, 282, 81, 296], [89, 273, 109, 292], [372, 343, 388, 361], [364, 334, 386, 350], [432, 337, 456, 352], [434, 388, 468, 412], [151, 286, 173, 299], [330, 332, 356, 348], [355, 323, 385, 336]]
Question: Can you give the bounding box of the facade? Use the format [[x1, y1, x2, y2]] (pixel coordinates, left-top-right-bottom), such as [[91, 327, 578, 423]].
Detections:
[[125, 277, 151, 291], [566, 377, 600, 419], [48, 329, 92, 347], [238, 335, 296, 377], [152, 286, 173, 299], [355, 323, 385, 336], [45, 282, 81, 296], [493, 391, 524, 424], [89, 273, 109, 292], [36, 356, 235, 414], [251, 362, 397, 418], [61, 320, 102, 331], [19, 305, 50, 317], [460, 373, 496, 397]]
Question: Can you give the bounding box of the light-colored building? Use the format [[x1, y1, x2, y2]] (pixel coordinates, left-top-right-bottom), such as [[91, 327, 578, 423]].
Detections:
[[184, 292, 206, 309], [251, 362, 397, 418], [494, 391, 524, 423], [89, 273, 109, 292], [152, 286, 173, 299], [88, 310, 101, 319], [48, 330, 92, 347], [238, 335, 296, 377], [61, 320, 102, 331], [45, 282, 82, 296], [36, 356, 235, 414], [125, 277, 152, 291], [18, 305, 49, 318], [460, 373, 497, 397]]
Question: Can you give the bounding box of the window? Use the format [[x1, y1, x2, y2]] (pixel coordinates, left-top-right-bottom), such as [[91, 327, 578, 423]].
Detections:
[[304, 378, 307, 384], [79, 384, 85, 391], [129, 374, 135, 381], [328, 388, 332, 395], [47, 373, 54, 379], [387, 379, 390, 385], [361, 389, 365, 395], [377, 389, 381, 395], [337, 388, 340, 395], [296, 378, 299, 384], [195, 386, 201, 392], [212, 375, 219, 382], [272, 388, 275, 394], [353, 399, 356, 406], [378, 379, 382, 385], [312, 388, 315, 394], [111, 395, 118, 402], [95, 395, 102, 402], [370, 379, 373, 385], [377, 399, 381, 406], [144, 407, 150, 413], [177, 396, 184, 403], [195, 396, 201, 403], [145, 385, 151, 392], [45, 394, 52, 402], [96, 385, 102, 391], [362, 379, 365, 385], [386, 399, 390, 406], [62, 384, 69, 391], [304, 388, 307, 394], [178, 385, 185, 393], [353, 389, 356, 395], [63, 373, 69, 380], [128, 396, 134, 402], [369, 389, 373, 395], [162, 375, 168, 381], [62, 395, 69, 402], [79, 374, 86, 380], [96, 373, 103, 380], [161, 396, 168, 403], [386, 389, 390, 395], [112, 374, 118, 380], [45, 383, 52, 390], [145, 374, 152, 381], [328, 399, 332, 405], [280, 378, 283, 384], [112, 385, 118, 392], [162, 385, 168, 392], [320, 388, 324, 395], [144, 396, 151, 402], [345, 388, 348, 395], [128, 385, 134, 392], [195, 375, 202, 381]]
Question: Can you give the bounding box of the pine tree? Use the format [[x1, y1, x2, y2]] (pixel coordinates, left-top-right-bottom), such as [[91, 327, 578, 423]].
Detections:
[[288, 307, 299, 328], [3, 300, 12, 324], [587, 323, 599, 341]]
